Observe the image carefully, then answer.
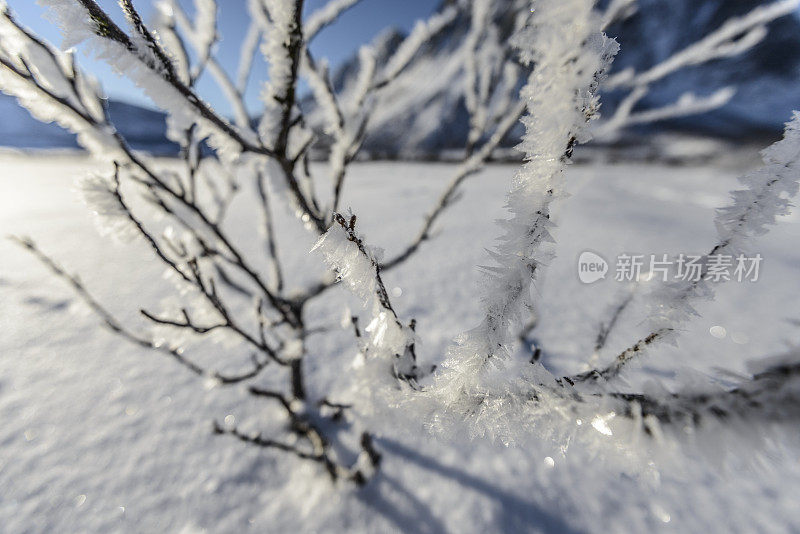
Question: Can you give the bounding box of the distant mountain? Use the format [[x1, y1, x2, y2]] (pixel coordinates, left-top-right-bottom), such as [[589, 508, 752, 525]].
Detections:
[[2, 1, 798, 157], [303, 7, 475, 158], [0, 93, 178, 155], [604, 0, 800, 139], [315, 0, 800, 157]]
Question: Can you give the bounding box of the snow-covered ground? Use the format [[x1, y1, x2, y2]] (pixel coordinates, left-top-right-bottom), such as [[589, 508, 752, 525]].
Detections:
[[2, 153, 800, 533]]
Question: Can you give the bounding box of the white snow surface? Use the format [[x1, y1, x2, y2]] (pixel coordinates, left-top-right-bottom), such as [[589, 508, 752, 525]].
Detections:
[[2, 154, 800, 533]]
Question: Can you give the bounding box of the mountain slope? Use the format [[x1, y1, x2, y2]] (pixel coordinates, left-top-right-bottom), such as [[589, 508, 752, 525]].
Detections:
[[335, 0, 800, 156], [2, 1, 797, 156], [605, 0, 800, 138]]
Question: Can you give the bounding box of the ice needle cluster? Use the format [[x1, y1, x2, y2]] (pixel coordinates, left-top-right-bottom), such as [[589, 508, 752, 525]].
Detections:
[[428, 0, 618, 426]]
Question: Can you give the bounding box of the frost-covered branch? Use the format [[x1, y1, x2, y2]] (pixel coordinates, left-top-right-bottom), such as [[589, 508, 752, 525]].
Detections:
[[463, 0, 494, 152], [593, 287, 636, 355], [600, 0, 637, 29], [166, 0, 217, 81], [314, 214, 422, 386], [10, 236, 207, 377], [383, 100, 527, 271], [1, 3, 266, 301], [257, 0, 303, 151], [602, 352, 800, 426], [594, 86, 736, 140], [161, 0, 253, 130], [9, 0, 800, 487], [304, 0, 364, 42], [596, 0, 799, 140], [236, 20, 260, 94], [0, 4, 120, 155], [84, 164, 291, 366], [11, 175, 371, 482], [355, 2, 530, 272], [577, 112, 800, 383], [373, 4, 461, 90], [319, 5, 465, 219], [3, 0, 466, 484], [214, 418, 381, 485], [429, 0, 618, 410], [48, 0, 266, 161], [255, 168, 286, 292], [607, 0, 799, 91]]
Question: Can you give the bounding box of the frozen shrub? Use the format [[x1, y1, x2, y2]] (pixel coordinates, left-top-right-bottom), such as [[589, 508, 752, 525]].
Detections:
[[2, 0, 799, 483]]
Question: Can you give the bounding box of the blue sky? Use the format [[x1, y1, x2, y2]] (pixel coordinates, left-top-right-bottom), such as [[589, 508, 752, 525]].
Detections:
[[7, 0, 437, 113]]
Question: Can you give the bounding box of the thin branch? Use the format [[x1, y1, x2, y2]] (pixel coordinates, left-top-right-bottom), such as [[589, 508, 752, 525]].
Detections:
[[214, 353, 271, 384], [237, 21, 261, 94], [168, 0, 252, 130], [256, 171, 285, 293], [75, 0, 272, 158], [10, 236, 205, 377], [570, 328, 673, 384], [304, 0, 364, 42], [594, 291, 635, 354], [605, 0, 799, 90], [383, 100, 527, 271]]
